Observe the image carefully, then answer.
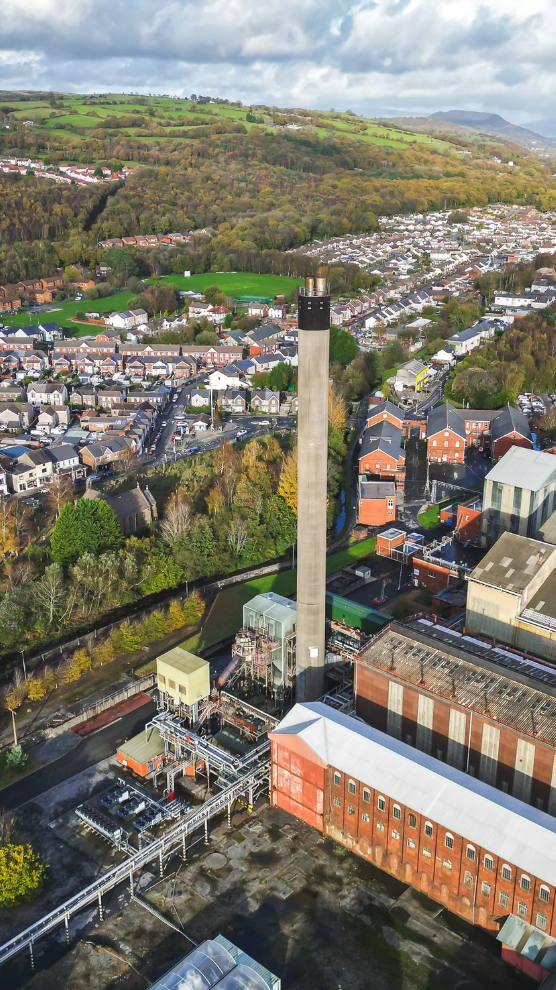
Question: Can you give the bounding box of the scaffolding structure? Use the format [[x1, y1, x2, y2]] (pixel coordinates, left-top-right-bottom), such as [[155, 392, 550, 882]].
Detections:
[[232, 627, 296, 694]]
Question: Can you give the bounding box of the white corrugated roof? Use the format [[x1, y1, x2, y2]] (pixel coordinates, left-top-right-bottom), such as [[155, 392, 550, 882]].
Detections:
[[273, 703, 556, 885], [486, 446, 556, 491]]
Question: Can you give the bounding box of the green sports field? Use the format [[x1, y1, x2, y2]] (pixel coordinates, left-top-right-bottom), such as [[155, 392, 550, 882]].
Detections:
[[0, 292, 134, 335], [154, 272, 304, 302]]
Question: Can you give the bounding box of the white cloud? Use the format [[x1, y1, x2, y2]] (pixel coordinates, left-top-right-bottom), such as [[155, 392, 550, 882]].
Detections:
[[0, 0, 555, 120]]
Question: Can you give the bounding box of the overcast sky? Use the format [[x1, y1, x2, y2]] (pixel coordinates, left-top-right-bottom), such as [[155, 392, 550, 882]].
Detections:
[[1, 0, 554, 123]]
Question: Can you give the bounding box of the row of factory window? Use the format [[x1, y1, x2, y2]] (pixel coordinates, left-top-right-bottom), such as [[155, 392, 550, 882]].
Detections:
[[332, 773, 550, 900]]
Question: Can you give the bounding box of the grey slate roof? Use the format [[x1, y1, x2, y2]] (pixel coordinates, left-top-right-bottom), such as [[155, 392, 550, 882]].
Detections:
[[368, 400, 406, 423], [360, 421, 404, 461], [490, 404, 531, 443], [427, 402, 466, 439]]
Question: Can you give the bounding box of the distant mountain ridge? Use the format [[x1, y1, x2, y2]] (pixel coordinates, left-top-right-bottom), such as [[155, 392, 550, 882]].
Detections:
[[429, 110, 554, 148]]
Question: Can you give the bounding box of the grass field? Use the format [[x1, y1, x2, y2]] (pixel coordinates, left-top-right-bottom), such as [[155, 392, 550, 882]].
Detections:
[[0, 292, 134, 335], [180, 537, 377, 654], [0, 272, 302, 335], [8, 92, 461, 159], [156, 272, 304, 301]]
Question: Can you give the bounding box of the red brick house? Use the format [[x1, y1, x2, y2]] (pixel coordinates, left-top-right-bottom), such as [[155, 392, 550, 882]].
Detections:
[[358, 480, 396, 527], [455, 500, 482, 544], [427, 403, 532, 463], [358, 420, 406, 489], [366, 399, 405, 431]]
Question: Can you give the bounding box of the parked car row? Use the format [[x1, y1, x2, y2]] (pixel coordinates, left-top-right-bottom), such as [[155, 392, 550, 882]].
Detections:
[[517, 393, 546, 418]]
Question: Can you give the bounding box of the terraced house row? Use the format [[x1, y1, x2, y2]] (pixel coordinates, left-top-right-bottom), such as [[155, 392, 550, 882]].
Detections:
[[0, 331, 243, 378]]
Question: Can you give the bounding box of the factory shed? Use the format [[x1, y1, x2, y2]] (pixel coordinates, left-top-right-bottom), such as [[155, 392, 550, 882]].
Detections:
[[116, 727, 164, 777], [271, 702, 556, 889]]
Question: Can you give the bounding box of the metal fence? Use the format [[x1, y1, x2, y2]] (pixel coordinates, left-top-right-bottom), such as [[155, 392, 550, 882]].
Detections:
[[44, 674, 157, 738]]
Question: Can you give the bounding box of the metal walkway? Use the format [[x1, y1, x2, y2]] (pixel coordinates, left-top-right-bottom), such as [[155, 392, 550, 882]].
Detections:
[[0, 746, 270, 969]]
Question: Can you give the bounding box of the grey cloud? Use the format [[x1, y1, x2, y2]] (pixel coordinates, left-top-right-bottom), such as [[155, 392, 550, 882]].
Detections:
[[0, 0, 556, 120]]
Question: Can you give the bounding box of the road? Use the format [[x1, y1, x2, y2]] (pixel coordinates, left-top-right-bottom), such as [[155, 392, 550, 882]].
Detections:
[[0, 698, 157, 811]]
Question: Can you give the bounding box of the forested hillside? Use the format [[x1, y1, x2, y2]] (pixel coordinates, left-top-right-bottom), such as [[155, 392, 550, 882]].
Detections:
[[1, 91, 556, 282]]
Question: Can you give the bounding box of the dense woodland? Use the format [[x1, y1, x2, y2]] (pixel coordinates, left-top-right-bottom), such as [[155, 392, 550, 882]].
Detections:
[[2, 92, 556, 283]]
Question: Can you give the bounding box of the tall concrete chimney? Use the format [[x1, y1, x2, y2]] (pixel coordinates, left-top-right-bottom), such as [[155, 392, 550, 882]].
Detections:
[[296, 275, 330, 702]]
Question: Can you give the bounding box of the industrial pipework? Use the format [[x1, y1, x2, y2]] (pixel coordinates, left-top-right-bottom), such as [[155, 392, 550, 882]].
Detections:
[[296, 275, 330, 701]]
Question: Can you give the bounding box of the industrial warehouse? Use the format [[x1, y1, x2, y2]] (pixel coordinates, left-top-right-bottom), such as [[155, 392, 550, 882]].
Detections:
[[4, 277, 556, 989]]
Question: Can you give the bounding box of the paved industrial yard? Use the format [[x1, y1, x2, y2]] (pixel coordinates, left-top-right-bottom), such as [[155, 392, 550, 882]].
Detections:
[[0, 779, 533, 990]]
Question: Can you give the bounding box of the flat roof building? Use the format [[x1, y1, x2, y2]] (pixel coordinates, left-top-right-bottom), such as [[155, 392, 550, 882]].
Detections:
[[116, 726, 164, 777], [356, 614, 556, 814], [467, 531, 556, 661]]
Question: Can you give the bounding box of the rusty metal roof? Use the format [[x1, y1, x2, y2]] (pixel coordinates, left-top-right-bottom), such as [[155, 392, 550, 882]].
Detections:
[[358, 619, 556, 745]]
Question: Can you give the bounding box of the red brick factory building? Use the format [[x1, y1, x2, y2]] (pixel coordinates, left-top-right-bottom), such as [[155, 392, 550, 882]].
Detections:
[[271, 702, 556, 937]]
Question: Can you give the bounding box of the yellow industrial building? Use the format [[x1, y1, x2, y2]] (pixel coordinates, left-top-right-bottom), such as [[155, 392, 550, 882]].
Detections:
[[156, 646, 210, 717]]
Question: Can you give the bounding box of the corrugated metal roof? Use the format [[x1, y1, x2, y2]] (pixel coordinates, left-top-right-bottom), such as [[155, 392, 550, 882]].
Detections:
[[497, 915, 556, 970], [486, 447, 556, 491], [244, 592, 297, 625], [273, 703, 556, 886], [117, 727, 163, 766], [360, 620, 556, 742]]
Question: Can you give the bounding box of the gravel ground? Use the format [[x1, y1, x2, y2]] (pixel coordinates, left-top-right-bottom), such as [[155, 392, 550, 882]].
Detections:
[[1, 799, 534, 990]]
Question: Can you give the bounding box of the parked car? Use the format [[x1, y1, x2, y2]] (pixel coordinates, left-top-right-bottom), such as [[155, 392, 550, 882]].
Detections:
[[373, 594, 389, 606]]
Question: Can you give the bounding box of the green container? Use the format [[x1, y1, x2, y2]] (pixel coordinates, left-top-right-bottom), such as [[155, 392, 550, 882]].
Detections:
[[325, 592, 390, 635]]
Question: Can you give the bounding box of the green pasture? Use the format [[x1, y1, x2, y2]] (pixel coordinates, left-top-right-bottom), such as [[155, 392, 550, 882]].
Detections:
[[156, 272, 304, 301], [1, 291, 134, 335]]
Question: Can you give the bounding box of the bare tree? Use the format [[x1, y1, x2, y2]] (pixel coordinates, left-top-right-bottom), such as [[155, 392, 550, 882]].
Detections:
[[160, 487, 192, 546], [228, 517, 249, 556], [46, 473, 74, 519], [34, 564, 65, 625], [119, 443, 142, 481]]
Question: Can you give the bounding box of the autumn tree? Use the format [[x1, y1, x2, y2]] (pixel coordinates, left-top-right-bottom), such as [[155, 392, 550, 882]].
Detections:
[[278, 448, 298, 515], [206, 486, 225, 517], [0, 500, 18, 557], [167, 599, 186, 630], [182, 590, 205, 624], [4, 671, 26, 747], [0, 843, 46, 907]]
